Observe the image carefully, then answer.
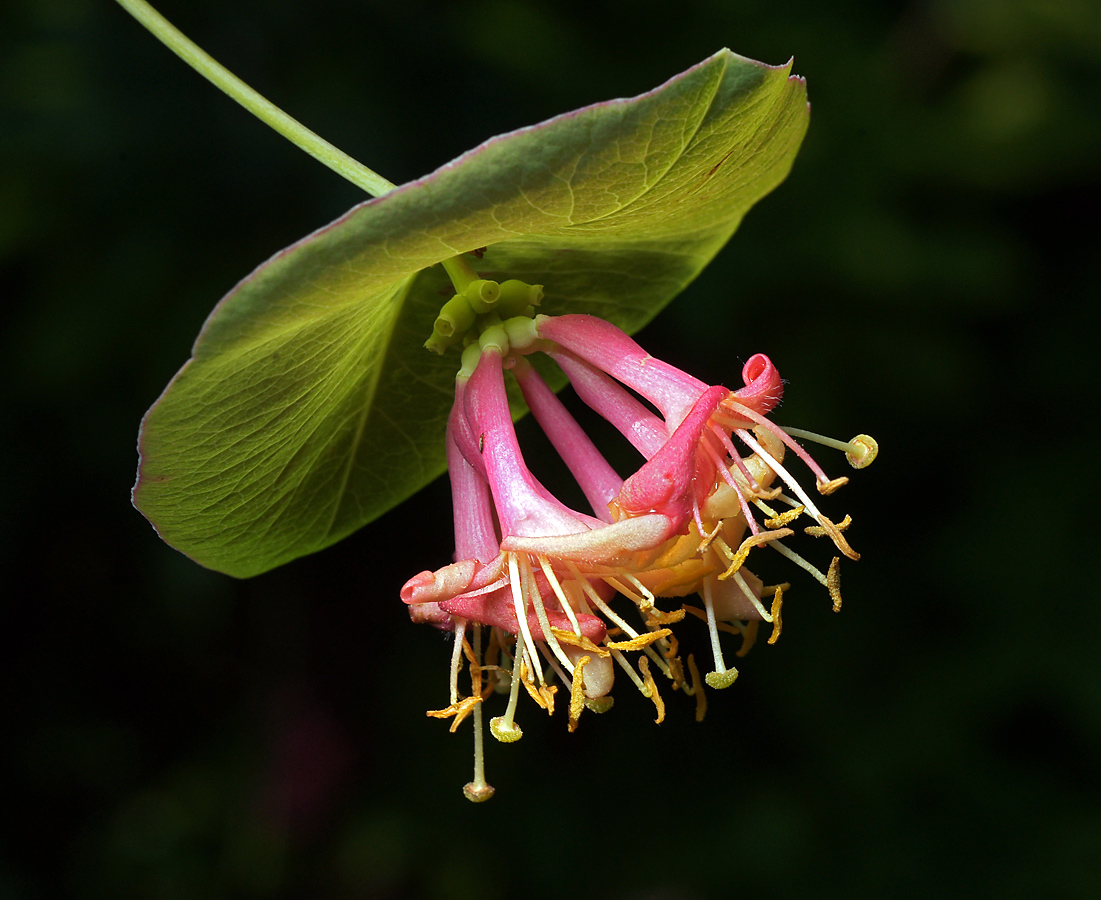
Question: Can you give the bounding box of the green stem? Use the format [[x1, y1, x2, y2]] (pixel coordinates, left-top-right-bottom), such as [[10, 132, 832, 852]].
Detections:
[[114, 0, 396, 198], [440, 256, 480, 293]]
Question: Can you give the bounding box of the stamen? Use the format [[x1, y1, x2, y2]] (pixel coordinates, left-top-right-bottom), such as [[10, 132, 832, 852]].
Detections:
[[682, 604, 746, 636], [686, 654, 707, 722], [426, 695, 480, 732], [508, 553, 544, 686], [638, 657, 666, 723], [568, 655, 590, 733], [605, 628, 673, 651], [726, 398, 845, 489], [764, 505, 805, 529], [753, 498, 781, 519], [537, 556, 583, 636], [536, 641, 570, 685], [735, 620, 759, 658], [520, 554, 575, 675], [517, 656, 556, 713], [642, 644, 675, 681], [736, 428, 826, 524], [516, 656, 557, 714], [568, 562, 642, 639], [719, 528, 793, 580], [726, 399, 834, 485], [805, 514, 852, 537], [463, 626, 495, 803], [729, 476, 762, 537], [711, 534, 735, 565], [549, 627, 610, 657], [731, 569, 772, 621], [827, 557, 843, 612], [769, 540, 829, 587], [603, 576, 647, 607], [816, 476, 850, 496], [767, 584, 787, 644], [691, 495, 711, 547], [703, 430, 743, 493], [644, 606, 686, 627], [662, 633, 686, 689], [621, 572, 658, 607], [609, 648, 650, 695], [814, 515, 859, 560], [449, 618, 468, 706]]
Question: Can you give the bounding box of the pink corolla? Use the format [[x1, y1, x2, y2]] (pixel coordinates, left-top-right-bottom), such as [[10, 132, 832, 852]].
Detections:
[[402, 305, 877, 801]]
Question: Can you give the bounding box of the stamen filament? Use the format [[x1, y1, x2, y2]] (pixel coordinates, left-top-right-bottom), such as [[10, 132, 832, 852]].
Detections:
[[769, 540, 829, 586], [508, 553, 544, 686], [537, 556, 584, 636], [726, 400, 834, 485], [731, 569, 772, 621], [520, 554, 575, 675], [568, 562, 641, 639], [737, 428, 826, 523], [610, 649, 650, 694], [449, 618, 468, 707], [537, 642, 572, 688]]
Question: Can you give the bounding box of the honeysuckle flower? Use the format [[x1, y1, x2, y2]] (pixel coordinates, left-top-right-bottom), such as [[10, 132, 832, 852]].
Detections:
[[401, 301, 877, 801]]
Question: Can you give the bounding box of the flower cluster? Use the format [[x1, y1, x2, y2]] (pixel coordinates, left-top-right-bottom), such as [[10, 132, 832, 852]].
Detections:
[[402, 300, 876, 801]]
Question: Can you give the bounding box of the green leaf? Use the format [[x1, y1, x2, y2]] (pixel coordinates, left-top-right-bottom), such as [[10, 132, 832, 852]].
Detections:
[[134, 49, 810, 578]]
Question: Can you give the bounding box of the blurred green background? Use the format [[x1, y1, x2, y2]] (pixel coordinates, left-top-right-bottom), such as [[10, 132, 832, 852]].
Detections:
[[3, 0, 1099, 897]]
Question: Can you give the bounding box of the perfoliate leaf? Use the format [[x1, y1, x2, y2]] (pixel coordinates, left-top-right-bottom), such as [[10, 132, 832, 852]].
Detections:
[[134, 49, 810, 577]]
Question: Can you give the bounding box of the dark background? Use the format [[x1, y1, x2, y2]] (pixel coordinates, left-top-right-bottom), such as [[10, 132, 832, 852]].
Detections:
[[4, 0, 1099, 897]]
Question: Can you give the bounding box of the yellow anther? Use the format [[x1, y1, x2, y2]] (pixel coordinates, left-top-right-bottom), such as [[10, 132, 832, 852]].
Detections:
[[605, 628, 673, 651], [549, 627, 610, 658], [827, 557, 843, 612], [568, 656, 590, 733], [816, 515, 859, 560], [644, 606, 687, 627], [719, 528, 794, 580], [426, 695, 482, 733], [805, 514, 851, 537], [767, 584, 787, 644], [816, 476, 850, 495], [764, 505, 805, 529], [638, 656, 666, 724]]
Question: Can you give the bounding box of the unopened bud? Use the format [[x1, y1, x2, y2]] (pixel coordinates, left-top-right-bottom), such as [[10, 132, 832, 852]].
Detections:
[[496, 280, 544, 317], [463, 279, 500, 313]]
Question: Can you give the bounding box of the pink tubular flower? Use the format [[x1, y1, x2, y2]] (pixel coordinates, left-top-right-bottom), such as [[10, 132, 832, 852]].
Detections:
[[402, 306, 877, 801]]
